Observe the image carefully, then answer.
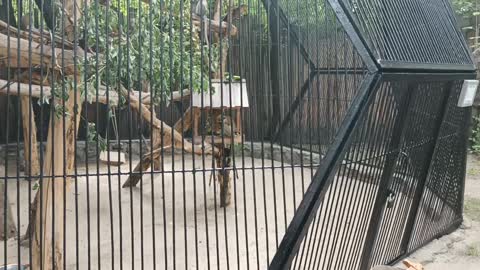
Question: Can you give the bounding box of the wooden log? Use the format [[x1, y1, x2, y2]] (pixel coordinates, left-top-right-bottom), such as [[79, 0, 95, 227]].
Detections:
[[122, 146, 171, 188], [119, 85, 217, 156], [120, 85, 219, 188], [0, 32, 86, 75], [32, 91, 77, 270], [216, 146, 232, 207], [20, 96, 40, 176], [0, 78, 148, 107]]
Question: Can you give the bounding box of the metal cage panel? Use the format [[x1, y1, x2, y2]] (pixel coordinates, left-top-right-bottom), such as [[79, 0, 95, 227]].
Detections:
[[340, 0, 475, 70]]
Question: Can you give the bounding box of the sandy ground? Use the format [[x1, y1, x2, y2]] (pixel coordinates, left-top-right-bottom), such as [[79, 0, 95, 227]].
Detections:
[[1, 153, 479, 269], [395, 154, 480, 270], [0, 154, 315, 270]]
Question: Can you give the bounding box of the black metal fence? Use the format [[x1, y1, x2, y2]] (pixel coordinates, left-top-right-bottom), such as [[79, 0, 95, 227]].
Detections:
[[0, 0, 475, 269]]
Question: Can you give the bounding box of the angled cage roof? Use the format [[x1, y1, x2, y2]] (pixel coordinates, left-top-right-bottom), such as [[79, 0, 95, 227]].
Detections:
[[339, 0, 475, 71]]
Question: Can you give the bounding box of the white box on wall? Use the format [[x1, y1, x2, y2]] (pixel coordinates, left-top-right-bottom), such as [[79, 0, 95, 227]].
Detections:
[[458, 80, 480, 107]]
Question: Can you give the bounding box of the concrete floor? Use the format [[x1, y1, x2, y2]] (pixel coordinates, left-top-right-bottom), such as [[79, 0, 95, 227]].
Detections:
[[395, 155, 480, 270]]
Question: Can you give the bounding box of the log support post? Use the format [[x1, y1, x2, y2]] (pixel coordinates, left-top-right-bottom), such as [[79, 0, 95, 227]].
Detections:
[[20, 95, 40, 177], [32, 84, 80, 270]]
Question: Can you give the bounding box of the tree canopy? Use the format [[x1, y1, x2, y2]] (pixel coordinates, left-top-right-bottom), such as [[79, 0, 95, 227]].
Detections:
[[81, 0, 218, 105]]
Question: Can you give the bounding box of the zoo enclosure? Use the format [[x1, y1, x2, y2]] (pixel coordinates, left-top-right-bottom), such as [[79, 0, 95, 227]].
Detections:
[[0, 0, 476, 270]]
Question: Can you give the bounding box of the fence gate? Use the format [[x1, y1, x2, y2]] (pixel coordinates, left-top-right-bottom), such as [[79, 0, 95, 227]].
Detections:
[[0, 0, 476, 270]]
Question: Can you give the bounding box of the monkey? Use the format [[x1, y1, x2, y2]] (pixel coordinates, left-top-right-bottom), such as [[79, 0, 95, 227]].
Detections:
[[194, 0, 209, 46], [20, 13, 40, 33]]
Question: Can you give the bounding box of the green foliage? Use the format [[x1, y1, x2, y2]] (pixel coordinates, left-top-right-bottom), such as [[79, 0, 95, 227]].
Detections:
[[470, 116, 480, 153], [452, 0, 479, 17], [81, 0, 218, 105], [278, 0, 326, 30]]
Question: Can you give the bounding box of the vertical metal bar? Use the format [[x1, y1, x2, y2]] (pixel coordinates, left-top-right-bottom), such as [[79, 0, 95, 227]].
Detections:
[[398, 82, 454, 255]]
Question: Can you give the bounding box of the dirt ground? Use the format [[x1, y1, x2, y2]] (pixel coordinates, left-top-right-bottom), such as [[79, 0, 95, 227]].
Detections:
[[395, 154, 480, 270]]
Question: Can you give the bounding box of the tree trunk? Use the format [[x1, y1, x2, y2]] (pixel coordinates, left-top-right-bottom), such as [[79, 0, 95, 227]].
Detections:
[[30, 0, 85, 267]]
